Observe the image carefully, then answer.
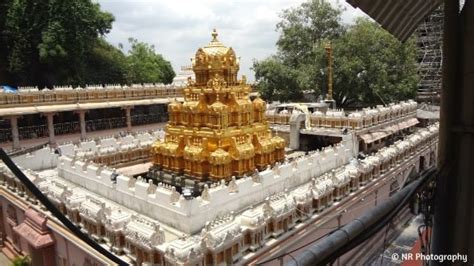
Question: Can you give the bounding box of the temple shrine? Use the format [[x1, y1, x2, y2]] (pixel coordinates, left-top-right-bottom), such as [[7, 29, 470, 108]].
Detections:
[[151, 30, 285, 181]]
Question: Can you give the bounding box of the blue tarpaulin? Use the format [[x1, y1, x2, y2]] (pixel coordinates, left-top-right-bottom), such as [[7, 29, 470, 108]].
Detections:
[[1, 85, 18, 93]]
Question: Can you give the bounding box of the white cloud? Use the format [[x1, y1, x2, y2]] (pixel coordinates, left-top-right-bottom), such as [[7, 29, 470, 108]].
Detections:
[[98, 0, 367, 81]]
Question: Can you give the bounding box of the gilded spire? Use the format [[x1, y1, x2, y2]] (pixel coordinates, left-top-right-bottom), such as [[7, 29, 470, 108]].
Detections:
[[194, 30, 239, 86], [211, 28, 218, 42], [152, 30, 286, 181]]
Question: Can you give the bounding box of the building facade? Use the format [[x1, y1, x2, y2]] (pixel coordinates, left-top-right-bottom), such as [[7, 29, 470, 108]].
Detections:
[[0, 83, 183, 151]]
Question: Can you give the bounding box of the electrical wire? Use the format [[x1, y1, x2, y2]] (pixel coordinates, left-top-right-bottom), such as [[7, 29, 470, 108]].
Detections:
[[316, 168, 437, 265], [256, 179, 410, 265], [379, 220, 392, 265], [256, 226, 339, 265]]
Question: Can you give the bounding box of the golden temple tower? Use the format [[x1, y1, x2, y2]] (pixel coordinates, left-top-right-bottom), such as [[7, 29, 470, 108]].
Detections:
[[151, 29, 285, 181]]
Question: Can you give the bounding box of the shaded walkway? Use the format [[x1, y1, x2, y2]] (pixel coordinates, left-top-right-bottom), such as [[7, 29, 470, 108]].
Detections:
[[0, 122, 167, 152]]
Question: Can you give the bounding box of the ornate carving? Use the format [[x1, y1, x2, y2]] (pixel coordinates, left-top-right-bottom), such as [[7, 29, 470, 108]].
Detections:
[[252, 169, 261, 183], [207, 73, 227, 90], [147, 179, 157, 194], [228, 176, 238, 193], [262, 199, 273, 218], [201, 184, 210, 201], [170, 187, 180, 203], [151, 30, 286, 181]]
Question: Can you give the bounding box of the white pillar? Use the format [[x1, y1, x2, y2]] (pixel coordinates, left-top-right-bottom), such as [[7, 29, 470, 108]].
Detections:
[[10, 116, 20, 150], [125, 107, 133, 132], [45, 113, 55, 145], [78, 110, 86, 140]]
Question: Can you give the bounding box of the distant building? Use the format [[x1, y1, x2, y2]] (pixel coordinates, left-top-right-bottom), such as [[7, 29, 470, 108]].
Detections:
[[0, 84, 183, 150], [171, 66, 195, 87]]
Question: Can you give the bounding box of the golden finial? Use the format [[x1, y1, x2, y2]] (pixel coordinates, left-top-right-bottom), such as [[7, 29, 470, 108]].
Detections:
[[211, 29, 218, 41], [325, 41, 333, 101]]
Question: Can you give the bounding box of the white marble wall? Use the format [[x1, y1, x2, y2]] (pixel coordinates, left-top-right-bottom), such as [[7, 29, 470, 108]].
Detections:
[[57, 131, 163, 159], [57, 141, 353, 234], [12, 147, 59, 171]]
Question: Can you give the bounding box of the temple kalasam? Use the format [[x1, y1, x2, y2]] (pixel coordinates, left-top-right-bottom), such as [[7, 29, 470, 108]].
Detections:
[[151, 30, 285, 181]]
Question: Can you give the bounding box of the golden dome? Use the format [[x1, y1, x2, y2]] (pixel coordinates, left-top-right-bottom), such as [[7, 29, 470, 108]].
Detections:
[[201, 29, 232, 57], [168, 100, 182, 112], [192, 29, 240, 86], [271, 136, 286, 149], [210, 148, 231, 165], [252, 96, 266, 110]]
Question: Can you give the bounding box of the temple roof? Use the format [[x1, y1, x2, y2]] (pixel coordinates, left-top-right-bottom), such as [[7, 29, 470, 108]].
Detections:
[[192, 29, 240, 86], [201, 29, 232, 57]]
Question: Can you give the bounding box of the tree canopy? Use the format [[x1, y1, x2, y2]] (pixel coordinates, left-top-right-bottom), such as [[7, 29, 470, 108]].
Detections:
[[331, 18, 418, 106], [253, 56, 302, 101], [253, 0, 419, 106], [0, 0, 175, 87], [126, 38, 175, 85]]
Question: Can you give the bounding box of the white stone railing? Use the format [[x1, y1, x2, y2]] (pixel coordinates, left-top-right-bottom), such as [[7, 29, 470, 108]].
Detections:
[[266, 100, 418, 130], [58, 130, 164, 159], [0, 84, 185, 108]]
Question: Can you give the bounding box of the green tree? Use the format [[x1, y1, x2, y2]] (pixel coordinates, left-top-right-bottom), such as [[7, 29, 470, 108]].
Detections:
[[330, 18, 419, 105], [1, 1, 176, 87], [254, 0, 344, 101], [0, 0, 13, 82], [253, 57, 302, 102], [253, 0, 419, 107], [11, 255, 30, 266], [84, 38, 129, 85], [126, 38, 175, 84], [3, 0, 114, 86], [276, 0, 344, 67]]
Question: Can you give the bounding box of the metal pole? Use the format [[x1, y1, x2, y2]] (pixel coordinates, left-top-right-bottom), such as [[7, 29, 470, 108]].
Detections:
[[325, 42, 334, 101], [431, 0, 461, 259]]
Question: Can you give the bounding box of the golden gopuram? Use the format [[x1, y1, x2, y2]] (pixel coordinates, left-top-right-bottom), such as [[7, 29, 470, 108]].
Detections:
[[151, 29, 285, 181]]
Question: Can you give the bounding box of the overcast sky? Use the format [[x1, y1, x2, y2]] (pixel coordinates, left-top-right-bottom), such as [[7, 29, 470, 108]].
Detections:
[[98, 0, 367, 81]]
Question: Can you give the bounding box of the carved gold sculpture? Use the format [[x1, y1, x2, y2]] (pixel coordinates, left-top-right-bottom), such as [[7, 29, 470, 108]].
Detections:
[[151, 29, 285, 181]]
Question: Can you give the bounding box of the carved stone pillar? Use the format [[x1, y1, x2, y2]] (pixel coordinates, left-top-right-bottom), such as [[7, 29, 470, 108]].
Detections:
[[43, 113, 56, 145], [77, 110, 87, 140], [9, 116, 20, 150], [124, 106, 133, 132]]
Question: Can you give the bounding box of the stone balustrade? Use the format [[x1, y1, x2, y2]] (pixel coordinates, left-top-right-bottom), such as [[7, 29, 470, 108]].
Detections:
[[53, 137, 353, 234], [0, 83, 184, 108], [266, 100, 418, 130]]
